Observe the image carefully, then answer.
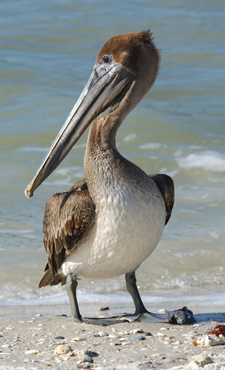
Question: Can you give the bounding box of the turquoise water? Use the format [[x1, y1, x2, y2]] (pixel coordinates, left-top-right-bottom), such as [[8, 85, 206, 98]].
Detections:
[[1, 0, 225, 314]]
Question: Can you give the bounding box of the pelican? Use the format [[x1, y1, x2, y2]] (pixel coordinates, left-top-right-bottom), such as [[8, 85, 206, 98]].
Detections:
[[25, 31, 194, 325]]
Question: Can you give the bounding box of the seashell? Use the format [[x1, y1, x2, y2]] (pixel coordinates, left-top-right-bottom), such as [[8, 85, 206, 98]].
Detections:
[[193, 353, 213, 366], [24, 349, 39, 355], [129, 328, 144, 334], [193, 334, 225, 347], [54, 344, 72, 355], [118, 330, 129, 335], [97, 331, 109, 337], [156, 332, 166, 338], [108, 333, 121, 338], [71, 336, 87, 342]]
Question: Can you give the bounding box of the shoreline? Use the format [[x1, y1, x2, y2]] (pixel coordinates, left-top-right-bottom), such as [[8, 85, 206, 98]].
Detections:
[[1, 304, 225, 369]]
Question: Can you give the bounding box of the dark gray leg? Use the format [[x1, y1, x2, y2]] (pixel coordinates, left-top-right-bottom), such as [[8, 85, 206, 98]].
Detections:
[[66, 273, 128, 325], [125, 271, 149, 315], [125, 271, 195, 325], [66, 273, 82, 322]]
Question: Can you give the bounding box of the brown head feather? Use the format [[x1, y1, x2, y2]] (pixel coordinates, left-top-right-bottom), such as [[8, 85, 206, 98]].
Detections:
[[96, 30, 160, 77]]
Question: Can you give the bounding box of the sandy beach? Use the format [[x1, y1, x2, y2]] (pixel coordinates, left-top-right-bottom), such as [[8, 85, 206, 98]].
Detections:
[[1, 304, 225, 370]]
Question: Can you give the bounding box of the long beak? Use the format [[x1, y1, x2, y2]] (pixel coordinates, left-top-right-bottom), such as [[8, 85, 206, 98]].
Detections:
[[25, 61, 134, 198]]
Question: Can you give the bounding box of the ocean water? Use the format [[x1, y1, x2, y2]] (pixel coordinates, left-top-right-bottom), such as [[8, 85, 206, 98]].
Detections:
[[1, 0, 225, 315]]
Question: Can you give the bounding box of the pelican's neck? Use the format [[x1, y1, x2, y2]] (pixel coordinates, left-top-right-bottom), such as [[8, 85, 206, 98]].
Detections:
[[85, 112, 119, 168], [84, 79, 153, 203], [85, 84, 133, 159], [85, 79, 142, 157], [84, 114, 147, 208], [83, 108, 127, 203], [88, 113, 118, 151]]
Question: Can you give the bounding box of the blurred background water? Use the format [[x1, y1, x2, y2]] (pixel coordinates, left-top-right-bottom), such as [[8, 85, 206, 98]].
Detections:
[[0, 0, 225, 315]]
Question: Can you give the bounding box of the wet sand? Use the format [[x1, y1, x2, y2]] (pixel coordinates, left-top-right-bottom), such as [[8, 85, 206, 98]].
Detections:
[[1, 304, 225, 369]]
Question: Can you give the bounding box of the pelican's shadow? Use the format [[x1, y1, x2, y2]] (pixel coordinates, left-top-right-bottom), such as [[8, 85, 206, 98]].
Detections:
[[194, 312, 225, 324]]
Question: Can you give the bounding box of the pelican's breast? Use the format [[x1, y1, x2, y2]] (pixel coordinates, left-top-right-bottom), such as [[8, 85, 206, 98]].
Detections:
[[62, 177, 166, 279]]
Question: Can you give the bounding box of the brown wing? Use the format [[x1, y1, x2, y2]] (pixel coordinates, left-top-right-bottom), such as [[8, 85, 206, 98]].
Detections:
[[150, 174, 174, 225], [39, 179, 96, 287]]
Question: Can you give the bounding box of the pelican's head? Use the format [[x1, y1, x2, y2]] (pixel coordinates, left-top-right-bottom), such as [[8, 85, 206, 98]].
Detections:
[[96, 31, 159, 105], [25, 30, 160, 198]]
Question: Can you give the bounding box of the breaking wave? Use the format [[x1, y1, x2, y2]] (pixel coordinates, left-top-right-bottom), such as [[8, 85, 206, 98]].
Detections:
[[177, 151, 225, 172]]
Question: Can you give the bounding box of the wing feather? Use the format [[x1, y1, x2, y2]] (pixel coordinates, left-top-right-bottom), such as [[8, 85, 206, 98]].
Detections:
[[150, 173, 174, 225], [40, 179, 96, 287]]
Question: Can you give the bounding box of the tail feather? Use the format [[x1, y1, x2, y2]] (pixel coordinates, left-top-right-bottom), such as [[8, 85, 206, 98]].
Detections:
[[39, 269, 53, 288], [39, 269, 66, 288]]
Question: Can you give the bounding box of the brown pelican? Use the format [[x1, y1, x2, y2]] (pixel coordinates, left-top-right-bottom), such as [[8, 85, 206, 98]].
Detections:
[[25, 31, 194, 325]]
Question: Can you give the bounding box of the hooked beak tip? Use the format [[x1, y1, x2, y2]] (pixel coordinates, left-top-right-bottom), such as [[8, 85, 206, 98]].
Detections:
[[24, 186, 34, 199]]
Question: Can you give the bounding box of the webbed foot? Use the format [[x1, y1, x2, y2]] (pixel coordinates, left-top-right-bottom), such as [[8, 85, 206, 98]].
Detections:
[[169, 306, 195, 325]]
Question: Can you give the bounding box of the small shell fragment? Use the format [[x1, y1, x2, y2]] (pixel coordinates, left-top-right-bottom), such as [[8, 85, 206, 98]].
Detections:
[[54, 344, 72, 355], [108, 333, 121, 338], [71, 337, 87, 342], [97, 331, 109, 337], [129, 328, 144, 334], [118, 330, 129, 335], [193, 353, 213, 366], [156, 332, 166, 338], [24, 349, 39, 355]]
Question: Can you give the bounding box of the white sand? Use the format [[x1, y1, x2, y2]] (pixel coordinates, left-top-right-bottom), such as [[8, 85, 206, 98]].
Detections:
[[1, 305, 225, 369]]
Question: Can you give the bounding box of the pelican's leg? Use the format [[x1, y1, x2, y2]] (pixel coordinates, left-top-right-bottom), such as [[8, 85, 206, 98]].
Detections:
[[66, 273, 82, 322], [125, 271, 148, 315], [125, 271, 195, 325], [66, 273, 129, 325]]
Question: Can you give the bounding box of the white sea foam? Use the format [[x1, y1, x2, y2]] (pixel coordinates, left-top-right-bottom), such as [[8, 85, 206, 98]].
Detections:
[[18, 146, 49, 152], [177, 151, 225, 172], [55, 166, 83, 176], [140, 142, 163, 150], [44, 168, 84, 187], [1, 291, 225, 314], [44, 177, 74, 187], [0, 229, 33, 235], [123, 133, 137, 142]]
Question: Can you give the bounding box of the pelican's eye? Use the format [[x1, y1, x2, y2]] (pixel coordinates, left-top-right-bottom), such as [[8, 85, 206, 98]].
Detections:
[[103, 55, 111, 63]]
